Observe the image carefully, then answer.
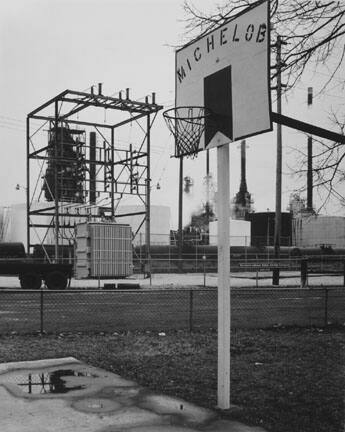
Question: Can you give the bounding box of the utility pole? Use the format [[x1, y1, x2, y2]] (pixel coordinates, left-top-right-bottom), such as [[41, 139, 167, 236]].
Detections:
[[206, 149, 210, 242], [26, 117, 30, 254], [307, 87, 313, 212], [273, 35, 286, 286]]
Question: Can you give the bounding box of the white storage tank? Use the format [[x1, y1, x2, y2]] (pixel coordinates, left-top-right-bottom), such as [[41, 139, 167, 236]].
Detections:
[[115, 205, 171, 246], [75, 222, 133, 279], [293, 214, 345, 248], [209, 219, 251, 246]]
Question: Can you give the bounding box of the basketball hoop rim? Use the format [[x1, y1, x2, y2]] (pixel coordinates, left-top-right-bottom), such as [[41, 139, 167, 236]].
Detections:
[[162, 106, 213, 158], [163, 106, 212, 121]]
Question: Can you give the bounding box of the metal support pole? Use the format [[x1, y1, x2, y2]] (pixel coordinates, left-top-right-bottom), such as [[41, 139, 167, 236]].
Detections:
[[324, 288, 329, 327], [54, 101, 60, 262], [206, 149, 210, 243], [98, 253, 101, 289], [111, 128, 115, 218], [89, 131, 96, 205], [26, 117, 30, 254], [145, 114, 151, 277], [130, 143, 133, 192], [178, 157, 183, 272], [273, 36, 283, 285], [301, 259, 307, 288], [40, 288, 44, 334], [307, 87, 313, 212], [217, 143, 230, 409], [307, 135, 313, 211]]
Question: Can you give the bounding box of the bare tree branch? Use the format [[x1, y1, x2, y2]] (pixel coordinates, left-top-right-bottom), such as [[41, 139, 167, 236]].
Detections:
[[182, 0, 345, 91], [290, 110, 345, 210]]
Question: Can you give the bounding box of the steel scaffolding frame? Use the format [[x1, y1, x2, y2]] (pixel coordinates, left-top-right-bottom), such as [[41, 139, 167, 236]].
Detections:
[[27, 87, 163, 262]]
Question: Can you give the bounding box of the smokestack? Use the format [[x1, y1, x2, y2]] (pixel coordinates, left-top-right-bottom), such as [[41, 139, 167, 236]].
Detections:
[[98, 83, 102, 95], [232, 140, 252, 220], [240, 140, 247, 191], [89, 132, 96, 205], [307, 87, 313, 106]]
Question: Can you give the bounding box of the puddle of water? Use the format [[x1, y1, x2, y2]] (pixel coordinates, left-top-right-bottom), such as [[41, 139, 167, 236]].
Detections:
[[8, 369, 98, 395], [72, 397, 122, 413]]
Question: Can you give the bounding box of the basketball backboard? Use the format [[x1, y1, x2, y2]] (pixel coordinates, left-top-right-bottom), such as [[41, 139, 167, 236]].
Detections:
[[175, 0, 272, 152]]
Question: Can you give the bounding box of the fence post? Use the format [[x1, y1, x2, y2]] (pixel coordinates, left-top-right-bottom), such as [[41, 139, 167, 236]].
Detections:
[[98, 254, 101, 289], [168, 242, 171, 272], [40, 288, 44, 334], [324, 288, 329, 327], [343, 260, 345, 287], [195, 233, 198, 273], [189, 289, 194, 332], [301, 259, 307, 288]]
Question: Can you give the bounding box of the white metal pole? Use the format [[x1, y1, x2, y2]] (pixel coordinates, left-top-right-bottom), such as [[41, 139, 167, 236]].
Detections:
[[217, 143, 230, 409]]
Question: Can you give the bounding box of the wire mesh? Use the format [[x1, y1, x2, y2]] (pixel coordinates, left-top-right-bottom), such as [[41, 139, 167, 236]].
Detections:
[[0, 290, 42, 333], [0, 287, 344, 335], [163, 107, 211, 158]]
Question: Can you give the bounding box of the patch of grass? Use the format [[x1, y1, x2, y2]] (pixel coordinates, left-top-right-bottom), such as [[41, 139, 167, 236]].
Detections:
[[0, 327, 344, 432]]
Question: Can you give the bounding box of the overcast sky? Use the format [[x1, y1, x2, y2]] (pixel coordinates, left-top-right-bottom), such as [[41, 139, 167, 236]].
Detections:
[[1, 0, 344, 228]]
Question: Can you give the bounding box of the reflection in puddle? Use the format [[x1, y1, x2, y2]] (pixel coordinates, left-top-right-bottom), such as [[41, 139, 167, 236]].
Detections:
[[13, 369, 97, 395]]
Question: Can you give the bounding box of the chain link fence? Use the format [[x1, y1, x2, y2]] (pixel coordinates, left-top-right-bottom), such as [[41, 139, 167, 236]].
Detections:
[[0, 287, 344, 335]]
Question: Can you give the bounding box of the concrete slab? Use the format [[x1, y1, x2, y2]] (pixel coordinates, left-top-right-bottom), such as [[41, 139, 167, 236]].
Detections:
[[0, 357, 267, 432]]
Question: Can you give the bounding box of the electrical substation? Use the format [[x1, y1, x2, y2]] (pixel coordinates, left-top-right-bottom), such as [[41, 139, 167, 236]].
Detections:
[[27, 86, 163, 263]]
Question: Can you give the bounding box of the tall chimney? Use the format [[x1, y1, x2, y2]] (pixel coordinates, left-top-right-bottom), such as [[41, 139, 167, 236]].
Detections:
[[232, 140, 252, 220], [240, 140, 247, 193]]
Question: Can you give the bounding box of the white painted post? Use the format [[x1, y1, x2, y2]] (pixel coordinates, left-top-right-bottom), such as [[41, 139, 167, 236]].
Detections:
[[217, 143, 231, 409]]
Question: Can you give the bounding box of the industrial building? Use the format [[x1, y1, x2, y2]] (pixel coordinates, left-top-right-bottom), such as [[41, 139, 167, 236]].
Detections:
[[293, 214, 345, 248]]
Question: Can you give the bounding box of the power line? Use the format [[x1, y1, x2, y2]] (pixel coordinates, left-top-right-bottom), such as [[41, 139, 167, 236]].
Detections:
[[0, 115, 42, 126], [0, 124, 25, 132]]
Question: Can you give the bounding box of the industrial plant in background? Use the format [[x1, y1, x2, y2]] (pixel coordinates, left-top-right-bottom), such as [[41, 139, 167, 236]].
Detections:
[[26, 86, 163, 259], [179, 201, 216, 246], [0, 85, 165, 288]]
